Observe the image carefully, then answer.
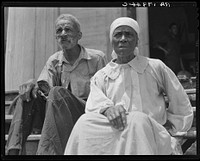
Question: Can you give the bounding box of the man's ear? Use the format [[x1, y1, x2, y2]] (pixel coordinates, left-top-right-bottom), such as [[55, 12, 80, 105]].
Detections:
[[77, 31, 82, 40]]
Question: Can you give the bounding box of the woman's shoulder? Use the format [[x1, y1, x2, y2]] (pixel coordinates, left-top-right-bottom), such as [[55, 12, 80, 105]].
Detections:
[[147, 57, 166, 69]]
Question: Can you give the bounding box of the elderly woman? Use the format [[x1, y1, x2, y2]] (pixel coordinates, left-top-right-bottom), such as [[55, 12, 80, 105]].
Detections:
[[64, 17, 193, 155]]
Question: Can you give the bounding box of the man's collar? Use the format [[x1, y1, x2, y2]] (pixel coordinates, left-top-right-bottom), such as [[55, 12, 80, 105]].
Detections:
[[80, 46, 92, 60], [59, 45, 92, 64]]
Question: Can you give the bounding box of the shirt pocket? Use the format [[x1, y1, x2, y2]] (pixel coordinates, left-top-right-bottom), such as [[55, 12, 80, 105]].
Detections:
[[71, 71, 90, 98], [77, 60, 97, 79], [76, 62, 90, 78]]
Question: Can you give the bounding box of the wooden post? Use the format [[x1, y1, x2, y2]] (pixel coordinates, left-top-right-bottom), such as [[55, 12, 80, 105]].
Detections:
[[5, 8, 36, 91], [136, 7, 150, 57]]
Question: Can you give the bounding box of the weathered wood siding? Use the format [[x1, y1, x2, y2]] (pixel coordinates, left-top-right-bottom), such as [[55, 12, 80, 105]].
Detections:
[[5, 7, 126, 91], [59, 8, 126, 60]]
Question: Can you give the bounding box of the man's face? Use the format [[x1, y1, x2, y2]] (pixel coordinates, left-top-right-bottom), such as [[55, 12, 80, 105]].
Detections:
[[112, 26, 138, 57], [55, 19, 81, 49], [170, 25, 178, 36]]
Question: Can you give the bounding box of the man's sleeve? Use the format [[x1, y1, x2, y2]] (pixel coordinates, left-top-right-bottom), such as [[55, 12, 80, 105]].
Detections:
[[96, 51, 108, 71], [37, 57, 61, 94]]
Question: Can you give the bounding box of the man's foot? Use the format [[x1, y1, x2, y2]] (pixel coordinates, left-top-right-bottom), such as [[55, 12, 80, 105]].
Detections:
[[32, 128, 41, 134], [7, 149, 20, 155]]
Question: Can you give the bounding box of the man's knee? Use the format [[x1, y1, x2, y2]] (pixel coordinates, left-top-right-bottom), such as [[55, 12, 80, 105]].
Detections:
[[49, 86, 66, 95], [46, 86, 76, 116], [48, 86, 70, 100]]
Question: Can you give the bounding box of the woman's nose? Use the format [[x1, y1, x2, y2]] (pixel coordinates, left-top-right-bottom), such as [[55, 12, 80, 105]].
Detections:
[[120, 34, 127, 42]]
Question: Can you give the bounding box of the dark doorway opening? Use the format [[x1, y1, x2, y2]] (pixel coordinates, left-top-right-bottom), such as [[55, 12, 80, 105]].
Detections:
[[148, 4, 198, 77]]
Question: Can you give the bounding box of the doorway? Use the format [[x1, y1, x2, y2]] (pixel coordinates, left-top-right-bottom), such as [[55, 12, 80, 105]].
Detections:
[[148, 5, 197, 76]]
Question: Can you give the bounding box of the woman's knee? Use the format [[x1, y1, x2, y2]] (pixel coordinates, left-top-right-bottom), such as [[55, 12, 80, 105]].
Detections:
[[129, 111, 150, 127], [76, 114, 87, 123], [74, 114, 91, 127]]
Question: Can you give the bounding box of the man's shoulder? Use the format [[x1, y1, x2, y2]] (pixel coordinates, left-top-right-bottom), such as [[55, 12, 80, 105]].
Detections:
[[47, 51, 62, 62], [92, 61, 113, 78], [84, 47, 105, 58]]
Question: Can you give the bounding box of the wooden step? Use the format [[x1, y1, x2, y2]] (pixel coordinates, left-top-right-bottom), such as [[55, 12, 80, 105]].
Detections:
[[5, 101, 13, 106], [184, 88, 196, 94], [5, 134, 41, 141], [5, 90, 19, 95], [5, 115, 13, 123], [5, 90, 19, 101], [5, 134, 41, 155], [173, 127, 196, 139], [4, 106, 196, 129], [5, 101, 13, 115], [5, 106, 196, 136]]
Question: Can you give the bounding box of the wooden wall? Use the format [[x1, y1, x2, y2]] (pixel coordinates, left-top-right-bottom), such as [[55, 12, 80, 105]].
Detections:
[[5, 7, 126, 91], [5, 8, 58, 91]]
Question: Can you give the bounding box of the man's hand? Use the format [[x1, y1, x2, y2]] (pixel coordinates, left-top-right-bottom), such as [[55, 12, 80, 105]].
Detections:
[[19, 79, 38, 102], [104, 105, 127, 131], [156, 45, 169, 56]]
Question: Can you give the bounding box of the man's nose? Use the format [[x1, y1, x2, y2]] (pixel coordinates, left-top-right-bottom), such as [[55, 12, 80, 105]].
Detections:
[[61, 29, 66, 35]]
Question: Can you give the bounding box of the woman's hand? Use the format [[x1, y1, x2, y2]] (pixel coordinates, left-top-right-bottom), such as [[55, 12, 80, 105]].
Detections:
[[104, 105, 127, 131]]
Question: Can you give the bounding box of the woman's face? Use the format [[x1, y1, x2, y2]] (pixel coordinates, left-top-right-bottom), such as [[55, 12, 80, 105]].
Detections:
[[55, 19, 81, 49], [112, 25, 138, 57]]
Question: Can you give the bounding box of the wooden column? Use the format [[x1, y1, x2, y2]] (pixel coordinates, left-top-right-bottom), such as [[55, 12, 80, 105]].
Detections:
[[4, 7, 8, 55], [136, 7, 150, 57], [34, 8, 59, 79], [5, 8, 36, 91]]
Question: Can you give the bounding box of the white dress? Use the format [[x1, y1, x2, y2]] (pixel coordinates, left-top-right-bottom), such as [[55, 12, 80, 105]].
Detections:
[[64, 55, 193, 155]]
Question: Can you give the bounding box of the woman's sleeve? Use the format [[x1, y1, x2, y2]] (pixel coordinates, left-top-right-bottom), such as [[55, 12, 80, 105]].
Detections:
[[158, 61, 193, 135], [85, 71, 114, 114]]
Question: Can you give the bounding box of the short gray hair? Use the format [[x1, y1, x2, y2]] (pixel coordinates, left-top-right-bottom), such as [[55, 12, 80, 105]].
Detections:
[[55, 14, 81, 32]]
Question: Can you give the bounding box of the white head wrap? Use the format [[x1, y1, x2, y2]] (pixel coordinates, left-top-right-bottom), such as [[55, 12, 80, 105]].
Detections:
[[109, 17, 140, 43], [110, 17, 140, 59]]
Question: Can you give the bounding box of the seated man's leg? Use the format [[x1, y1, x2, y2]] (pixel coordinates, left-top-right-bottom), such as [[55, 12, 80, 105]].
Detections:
[[36, 86, 85, 155], [6, 96, 23, 155], [6, 94, 46, 155]]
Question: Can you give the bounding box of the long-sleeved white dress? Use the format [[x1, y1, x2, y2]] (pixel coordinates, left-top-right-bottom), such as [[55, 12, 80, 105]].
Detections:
[[64, 55, 193, 155]]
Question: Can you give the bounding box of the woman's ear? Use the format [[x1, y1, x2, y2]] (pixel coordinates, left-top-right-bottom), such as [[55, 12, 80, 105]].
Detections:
[[77, 31, 82, 40], [136, 38, 139, 46]]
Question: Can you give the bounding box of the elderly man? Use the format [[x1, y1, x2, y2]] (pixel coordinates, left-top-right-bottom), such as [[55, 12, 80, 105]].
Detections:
[[6, 14, 107, 155], [64, 17, 193, 155]]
